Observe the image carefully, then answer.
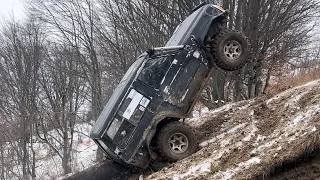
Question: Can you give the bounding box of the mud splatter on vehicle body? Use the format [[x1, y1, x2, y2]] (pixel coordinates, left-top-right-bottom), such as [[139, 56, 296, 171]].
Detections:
[[90, 2, 251, 168]]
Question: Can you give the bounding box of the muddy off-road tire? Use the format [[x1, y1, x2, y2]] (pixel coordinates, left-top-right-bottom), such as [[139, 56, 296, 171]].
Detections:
[[211, 30, 251, 71], [156, 122, 197, 162]]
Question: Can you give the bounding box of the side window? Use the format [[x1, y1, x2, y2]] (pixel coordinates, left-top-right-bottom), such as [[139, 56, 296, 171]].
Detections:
[[138, 57, 171, 89]]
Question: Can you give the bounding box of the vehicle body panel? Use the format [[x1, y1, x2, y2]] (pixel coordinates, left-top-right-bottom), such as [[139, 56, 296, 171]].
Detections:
[[90, 4, 226, 168]]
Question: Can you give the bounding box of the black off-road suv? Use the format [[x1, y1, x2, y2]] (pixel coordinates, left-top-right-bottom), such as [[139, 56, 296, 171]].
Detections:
[[90, 2, 250, 168]]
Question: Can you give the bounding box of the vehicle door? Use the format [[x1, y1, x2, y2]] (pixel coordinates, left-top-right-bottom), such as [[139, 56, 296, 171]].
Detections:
[[162, 49, 210, 112]]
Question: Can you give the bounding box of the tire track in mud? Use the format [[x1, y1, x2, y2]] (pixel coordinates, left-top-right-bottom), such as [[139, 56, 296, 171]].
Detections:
[[268, 148, 320, 180]]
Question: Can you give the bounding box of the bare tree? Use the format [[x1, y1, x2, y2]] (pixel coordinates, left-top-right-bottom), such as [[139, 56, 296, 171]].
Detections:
[[209, 0, 319, 104], [28, 0, 103, 120], [35, 43, 88, 174], [0, 20, 43, 180]]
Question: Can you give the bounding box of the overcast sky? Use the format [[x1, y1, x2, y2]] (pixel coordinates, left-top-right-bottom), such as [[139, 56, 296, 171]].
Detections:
[[0, 0, 24, 23]]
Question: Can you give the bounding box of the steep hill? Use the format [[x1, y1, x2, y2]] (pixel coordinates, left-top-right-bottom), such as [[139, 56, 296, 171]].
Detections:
[[147, 79, 320, 180], [64, 79, 320, 180]]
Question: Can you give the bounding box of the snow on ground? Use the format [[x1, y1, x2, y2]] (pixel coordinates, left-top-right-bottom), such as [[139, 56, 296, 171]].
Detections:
[[146, 79, 320, 180], [40, 123, 97, 179], [71, 123, 97, 172], [5, 123, 98, 180]]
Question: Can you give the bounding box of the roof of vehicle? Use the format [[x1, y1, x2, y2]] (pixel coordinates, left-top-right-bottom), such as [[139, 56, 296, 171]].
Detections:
[[90, 55, 146, 138]]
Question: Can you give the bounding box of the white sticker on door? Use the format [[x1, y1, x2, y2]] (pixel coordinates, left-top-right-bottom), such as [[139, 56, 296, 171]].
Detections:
[[123, 89, 143, 119]]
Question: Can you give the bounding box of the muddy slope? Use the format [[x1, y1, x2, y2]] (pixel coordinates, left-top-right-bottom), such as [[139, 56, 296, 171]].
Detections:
[[63, 79, 320, 180], [147, 79, 320, 180], [269, 149, 320, 180]]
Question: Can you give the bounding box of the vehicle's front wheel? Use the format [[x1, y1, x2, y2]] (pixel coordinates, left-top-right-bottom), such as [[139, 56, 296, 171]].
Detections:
[[211, 30, 251, 71], [156, 122, 197, 162]]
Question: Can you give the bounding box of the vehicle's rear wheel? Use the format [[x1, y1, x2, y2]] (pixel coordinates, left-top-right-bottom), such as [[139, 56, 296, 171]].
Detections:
[[156, 122, 197, 162], [210, 30, 251, 71]]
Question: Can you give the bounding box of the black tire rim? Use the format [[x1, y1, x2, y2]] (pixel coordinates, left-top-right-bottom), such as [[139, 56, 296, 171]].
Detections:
[[223, 40, 242, 60], [168, 133, 189, 154]]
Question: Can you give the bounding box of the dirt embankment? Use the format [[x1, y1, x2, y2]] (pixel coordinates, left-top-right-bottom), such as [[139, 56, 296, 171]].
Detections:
[[64, 79, 320, 180], [146, 79, 320, 180]]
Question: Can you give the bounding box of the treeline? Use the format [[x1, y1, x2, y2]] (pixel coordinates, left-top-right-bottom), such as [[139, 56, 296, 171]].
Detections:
[[0, 0, 319, 179], [204, 0, 320, 108]]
